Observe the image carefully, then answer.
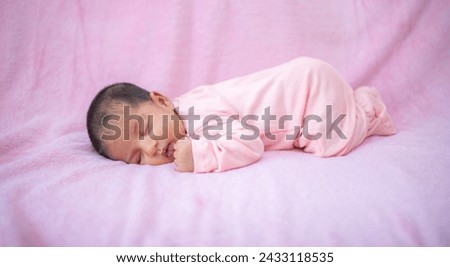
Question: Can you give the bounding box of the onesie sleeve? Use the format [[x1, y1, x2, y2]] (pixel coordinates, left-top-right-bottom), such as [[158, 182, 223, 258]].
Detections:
[[190, 118, 264, 173]]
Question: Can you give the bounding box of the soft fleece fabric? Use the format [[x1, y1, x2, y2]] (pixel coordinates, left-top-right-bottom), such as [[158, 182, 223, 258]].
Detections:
[[1, 1, 449, 246], [174, 57, 396, 172]]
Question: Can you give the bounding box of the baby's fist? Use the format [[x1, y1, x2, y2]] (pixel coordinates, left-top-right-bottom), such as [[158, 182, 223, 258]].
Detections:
[[173, 138, 194, 172]]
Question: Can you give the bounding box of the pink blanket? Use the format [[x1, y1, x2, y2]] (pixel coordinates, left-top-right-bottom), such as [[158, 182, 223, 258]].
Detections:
[[1, 0, 449, 246]]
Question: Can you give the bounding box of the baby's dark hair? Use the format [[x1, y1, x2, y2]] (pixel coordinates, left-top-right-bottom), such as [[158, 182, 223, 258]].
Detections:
[[86, 83, 151, 158]]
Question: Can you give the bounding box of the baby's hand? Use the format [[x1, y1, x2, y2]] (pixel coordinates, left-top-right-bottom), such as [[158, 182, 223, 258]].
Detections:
[[173, 138, 194, 172]]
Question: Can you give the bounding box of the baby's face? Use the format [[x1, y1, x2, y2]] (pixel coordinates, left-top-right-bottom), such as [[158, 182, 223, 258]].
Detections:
[[104, 92, 186, 165]]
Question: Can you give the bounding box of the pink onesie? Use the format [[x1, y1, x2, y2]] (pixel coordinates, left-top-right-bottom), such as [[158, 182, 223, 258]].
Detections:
[[172, 57, 396, 173]]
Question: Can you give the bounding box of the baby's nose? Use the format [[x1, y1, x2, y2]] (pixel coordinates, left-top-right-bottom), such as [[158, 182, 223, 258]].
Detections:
[[157, 145, 165, 156]]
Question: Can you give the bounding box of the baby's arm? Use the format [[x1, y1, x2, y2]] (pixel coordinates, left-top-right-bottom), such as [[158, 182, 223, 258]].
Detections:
[[189, 119, 264, 173], [173, 138, 194, 172]]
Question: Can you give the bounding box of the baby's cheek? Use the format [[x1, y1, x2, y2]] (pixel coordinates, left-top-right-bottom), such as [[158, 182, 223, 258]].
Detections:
[[149, 122, 167, 140]]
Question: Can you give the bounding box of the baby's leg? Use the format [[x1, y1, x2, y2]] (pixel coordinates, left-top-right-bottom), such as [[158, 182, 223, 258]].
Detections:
[[292, 58, 396, 156]]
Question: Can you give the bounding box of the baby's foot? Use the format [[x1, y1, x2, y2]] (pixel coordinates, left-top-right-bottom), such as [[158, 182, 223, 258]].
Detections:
[[355, 86, 396, 136]]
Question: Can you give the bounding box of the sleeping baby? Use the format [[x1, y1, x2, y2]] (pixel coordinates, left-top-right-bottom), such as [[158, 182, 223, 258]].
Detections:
[[86, 57, 396, 172]]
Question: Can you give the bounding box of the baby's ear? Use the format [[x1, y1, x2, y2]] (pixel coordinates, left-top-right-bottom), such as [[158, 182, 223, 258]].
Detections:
[[150, 91, 173, 109]]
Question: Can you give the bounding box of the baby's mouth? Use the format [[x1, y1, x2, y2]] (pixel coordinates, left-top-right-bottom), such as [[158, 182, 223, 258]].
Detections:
[[165, 142, 175, 158]]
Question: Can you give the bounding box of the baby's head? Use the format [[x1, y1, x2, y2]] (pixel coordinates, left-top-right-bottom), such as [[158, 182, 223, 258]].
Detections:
[[86, 83, 186, 165]]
